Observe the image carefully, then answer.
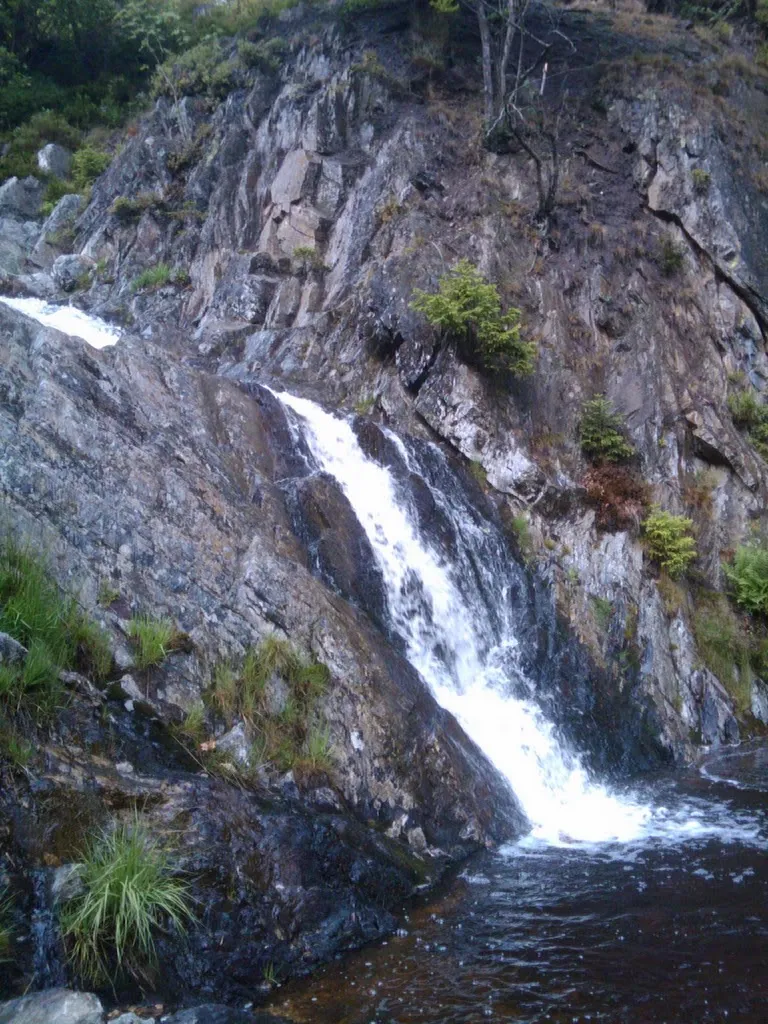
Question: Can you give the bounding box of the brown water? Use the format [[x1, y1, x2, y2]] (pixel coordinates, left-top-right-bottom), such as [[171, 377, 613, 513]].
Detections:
[[266, 745, 768, 1024]]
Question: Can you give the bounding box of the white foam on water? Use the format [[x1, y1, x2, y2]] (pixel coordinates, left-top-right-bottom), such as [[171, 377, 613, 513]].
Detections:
[[274, 390, 766, 852], [0, 295, 120, 349]]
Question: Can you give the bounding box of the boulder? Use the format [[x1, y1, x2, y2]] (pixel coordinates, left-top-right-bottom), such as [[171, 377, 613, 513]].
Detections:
[[51, 253, 92, 292], [37, 144, 73, 180], [0, 176, 44, 220], [31, 194, 83, 269], [0, 990, 103, 1024], [0, 217, 39, 274]]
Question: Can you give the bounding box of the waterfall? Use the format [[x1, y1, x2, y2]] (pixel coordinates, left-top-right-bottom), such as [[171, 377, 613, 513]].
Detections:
[[0, 296, 120, 349], [274, 390, 761, 850]]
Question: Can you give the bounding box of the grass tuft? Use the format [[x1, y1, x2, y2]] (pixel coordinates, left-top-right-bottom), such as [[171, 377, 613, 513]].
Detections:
[[0, 535, 111, 722], [60, 820, 193, 984], [126, 615, 184, 670]]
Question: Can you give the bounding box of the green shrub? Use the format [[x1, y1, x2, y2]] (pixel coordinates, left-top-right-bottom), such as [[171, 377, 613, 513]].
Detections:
[[578, 396, 635, 462], [0, 109, 81, 181], [728, 388, 763, 428], [658, 237, 685, 276], [411, 260, 535, 376], [60, 820, 193, 983], [642, 507, 697, 578], [237, 37, 286, 74], [110, 192, 164, 222], [591, 595, 613, 631], [693, 597, 752, 713], [152, 40, 238, 100], [724, 542, 768, 615], [509, 514, 533, 562], [692, 168, 711, 194], [70, 145, 111, 191], [126, 615, 182, 669]]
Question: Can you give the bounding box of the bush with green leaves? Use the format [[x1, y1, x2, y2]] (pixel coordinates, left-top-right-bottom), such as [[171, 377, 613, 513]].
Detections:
[[658, 237, 685, 276], [70, 145, 111, 191], [152, 40, 239, 100], [411, 260, 536, 376], [60, 820, 193, 983], [724, 542, 768, 616], [237, 36, 286, 74], [578, 396, 635, 463], [642, 507, 697, 578]]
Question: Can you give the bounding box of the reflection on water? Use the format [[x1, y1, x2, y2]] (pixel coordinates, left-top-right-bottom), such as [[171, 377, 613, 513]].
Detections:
[[266, 750, 768, 1024]]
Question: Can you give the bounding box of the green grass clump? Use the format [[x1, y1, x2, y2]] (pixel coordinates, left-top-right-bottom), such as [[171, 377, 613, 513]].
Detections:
[[728, 387, 768, 458], [296, 725, 334, 774], [579, 396, 635, 463], [132, 263, 172, 292], [208, 635, 331, 775], [126, 615, 182, 670], [411, 260, 536, 376], [642, 507, 697, 578], [693, 597, 752, 714], [0, 535, 111, 721], [60, 821, 193, 984], [724, 542, 768, 616]]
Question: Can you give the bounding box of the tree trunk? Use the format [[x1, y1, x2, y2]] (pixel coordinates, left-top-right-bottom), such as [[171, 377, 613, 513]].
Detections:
[[477, 4, 495, 123]]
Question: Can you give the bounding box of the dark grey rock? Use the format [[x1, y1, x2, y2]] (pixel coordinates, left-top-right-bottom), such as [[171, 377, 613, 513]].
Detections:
[[31, 194, 83, 269], [0, 632, 26, 665], [51, 253, 92, 292], [0, 176, 44, 220]]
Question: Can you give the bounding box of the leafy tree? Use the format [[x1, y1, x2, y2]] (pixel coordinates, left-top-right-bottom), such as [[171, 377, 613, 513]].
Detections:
[[412, 260, 536, 375]]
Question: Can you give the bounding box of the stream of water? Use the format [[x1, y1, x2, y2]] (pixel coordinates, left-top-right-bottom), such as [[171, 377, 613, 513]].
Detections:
[[270, 392, 768, 1023], [0, 295, 120, 348]]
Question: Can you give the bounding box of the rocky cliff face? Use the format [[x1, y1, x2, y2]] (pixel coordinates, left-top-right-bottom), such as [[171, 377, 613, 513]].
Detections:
[[2, 0, 768, 1009]]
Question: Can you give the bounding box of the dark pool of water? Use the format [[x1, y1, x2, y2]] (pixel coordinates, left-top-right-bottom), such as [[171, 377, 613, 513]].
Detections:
[[266, 744, 768, 1024]]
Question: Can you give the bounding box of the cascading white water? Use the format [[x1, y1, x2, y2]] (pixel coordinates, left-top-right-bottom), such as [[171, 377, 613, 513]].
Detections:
[[275, 390, 763, 850], [0, 295, 120, 349]]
